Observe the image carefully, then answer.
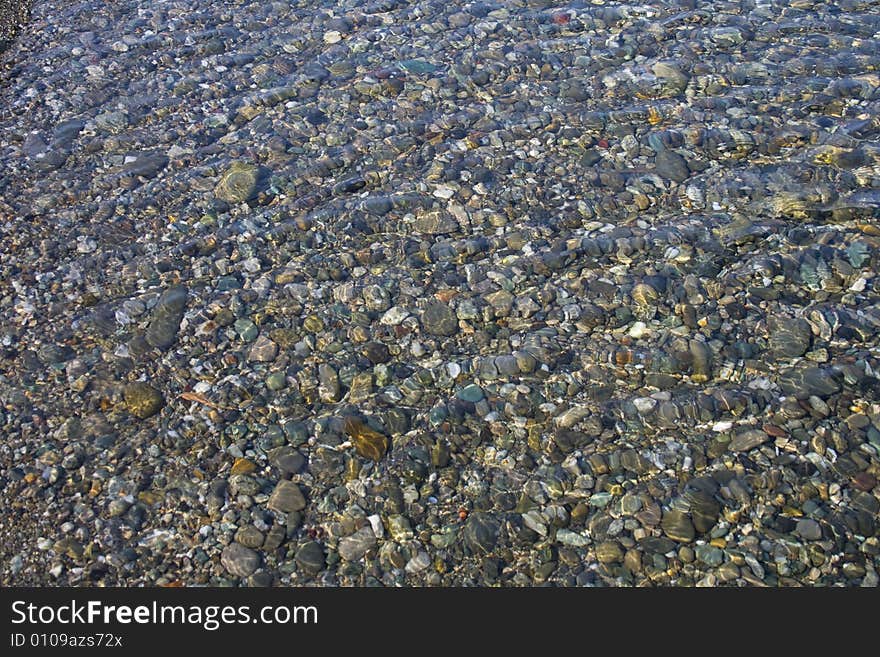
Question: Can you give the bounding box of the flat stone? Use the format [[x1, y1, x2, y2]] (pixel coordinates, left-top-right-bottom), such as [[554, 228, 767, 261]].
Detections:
[[267, 480, 306, 513], [729, 429, 770, 452], [695, 544, 724, 567], [463, 511, 500, 555], [661, 510, 695, 543], [123, 382, 164, 419], [595, 541, 623, 564], [268, 446, 306, 474], [796, 518, 822, 541], [294, 541, 325, 574], [457, 384, 484, 403], [338, 526, 377, 561], [422, 303, 458, 336], [248, 334, 278, 362], [655, 150, 690, 182], [215, 161, 266, 204], [221, 542, 260, 578], [145, 285, 188, 349]]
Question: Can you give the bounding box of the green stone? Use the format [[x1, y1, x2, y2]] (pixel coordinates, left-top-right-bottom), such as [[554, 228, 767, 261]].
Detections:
[[234, 318, 258, 341], [266, 371, 287, 390], [457, 384, 485, 403]]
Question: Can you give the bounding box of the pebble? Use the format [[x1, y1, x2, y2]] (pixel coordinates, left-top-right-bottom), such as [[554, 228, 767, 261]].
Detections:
[[338, 527, 377, 561], [221, 543, 260, 578], [267, 481, 306, 514], [123, 383, 164, 419]]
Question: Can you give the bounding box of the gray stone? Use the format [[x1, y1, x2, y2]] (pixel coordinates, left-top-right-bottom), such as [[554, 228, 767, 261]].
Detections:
[[268, 446, 306, 474], [221, 542, 260, 578], [729, 429, 770, 452], [338, 526, 377, 561], [145, 286, 188, 349], [267, 480, 306, 513], [796, 518, 822, 541], [463, 512, 500, 555], [695, 544, 724, 567], [655, 150, 690, 182], [768, 315, 812, 360], [215, 162, 266, 204], [661, 510, 695, 543], [294, 541, 325, 574]]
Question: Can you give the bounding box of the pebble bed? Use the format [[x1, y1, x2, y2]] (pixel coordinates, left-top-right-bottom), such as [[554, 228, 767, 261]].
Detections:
[[1, 0, 879, 587]]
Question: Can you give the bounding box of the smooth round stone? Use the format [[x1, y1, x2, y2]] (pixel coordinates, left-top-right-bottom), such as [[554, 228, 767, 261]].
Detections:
[[123, 382, 164, 419], [695, 544, 724, 567], [661, 510, 695, 543], [768, 315, 812, 360], [235, 525, 265, 549], [215, 161, 265, 204], [294, 541, 325, 575], [457, 384, 484, 402], [221, 542, 260, 578], [796, 518, 822, 541], [463, 512, 500, 555], [338, 526, 377, 561], [595, 541, 623, 564], [655, 150, 690, 182], [267, 480, 306, 513], [729, 429, 769, 453], [778, 366, 841, 399], [266, 371, 287, 390], [268, 446, 305, 474], [421, 303, 458, 336]]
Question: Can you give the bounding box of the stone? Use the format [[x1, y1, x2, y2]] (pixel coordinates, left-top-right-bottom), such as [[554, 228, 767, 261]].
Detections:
[[145, 285, 187, 349], [338, 526, 377, 561], [267, 480, 306, 513], [457, 384, 484, 402], [796, 518, 822, 541], [695, 544, 724, 567], [768, 315, 812, 360], [123, 151, 168, 179], [294, 541, 325, 575], [655, 150, 690, 182], [318, 364, 340, 403], [595, 541, 624, 564], [661, 510, 695, 543], [422, 303, 458, 336], [123, 382, 164, 419], [729, 429, 770, 452], [248, 335, 278, 362], [215, 161, 266, 204], [778, 366, 841, 399], [463, 512, 500, 555], [343, 416, 389, 461], [362, 341, 390, 364], [221, 543, 260, 578], [268, 446, 306, 474], [235, 525, 265, 549]]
